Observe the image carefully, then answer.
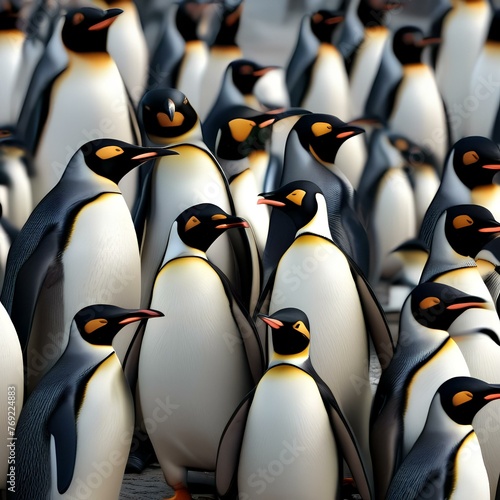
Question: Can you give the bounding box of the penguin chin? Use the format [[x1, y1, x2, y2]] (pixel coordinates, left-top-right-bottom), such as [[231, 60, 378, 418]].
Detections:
[[272, 331, 309, 355]]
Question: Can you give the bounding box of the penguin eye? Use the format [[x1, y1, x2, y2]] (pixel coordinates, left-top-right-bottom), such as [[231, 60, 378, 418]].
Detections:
[[453, 215, 474, 229], [185, 216, 201, 231], [85, 318, 108, 334], [420, 297, 440, 310], [311, 12, 323, 23], [311, 122, 332, 137], [96, 146, 124, 160], [72, 12, 85, 25], [211, 214, 227, 221], [452, 391, 473, 406], [286, 189, 307, 206], [228, 119, 255, 142], [463, 151, 479, 165]]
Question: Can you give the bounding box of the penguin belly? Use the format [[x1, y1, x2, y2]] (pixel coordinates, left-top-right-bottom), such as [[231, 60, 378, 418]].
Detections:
[[138, 257, 253, 486], [33, 53, 136, 205], [27, 193, 141, 393], [0, 31, 24, 125], [139, 145, 235, 307], [389, 65, 448, 166], [413, 164, 440, 231], [269, 235, 372, 474], [237, 365, 338, 500], [349, 26, 389, 118], [301, 44, 351, 120], [50, 355, 134, 500]]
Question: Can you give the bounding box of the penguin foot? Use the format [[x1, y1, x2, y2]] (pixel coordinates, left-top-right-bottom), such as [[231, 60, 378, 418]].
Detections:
[[164, 484, 192, 500]]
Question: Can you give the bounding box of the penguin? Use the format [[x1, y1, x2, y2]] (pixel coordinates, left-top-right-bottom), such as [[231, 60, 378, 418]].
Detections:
[[138, 203, 264, 500], [0, 139, 176, 395], [476, 236, 500, 312], [432, 0, 492, 142], [262, 113, 370, 280], [365, 25, 449, 167], [16, 6, 141, 207], [135, 88, 261, 312], [257, 180, 395, 489], [370, 282, 484, 499], [0, 1, 25, 126], [9, 304, 163, 500], [419, 136, 500, 250], [386, 376, 500, 500], [216, 307, 373, 500], [198, 0, 245, 121], [202, 58, 290, 153], [0, 299, 23, 498], [342, 0, 403, 119], [286, 9, 351, 120], [463, 9, 500, 142]]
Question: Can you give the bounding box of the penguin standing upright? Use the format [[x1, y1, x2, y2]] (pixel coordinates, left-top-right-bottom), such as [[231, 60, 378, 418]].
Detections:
[[216, 308, 373, 500], [10, 305, 162, 500], [16, 6, 141, 206], [257, 181, 395, 490], [370, 282, 482, 499], [386, 376, 500, 500], [433, 0, 492, 142], [0, 139, 176, 395], [138, 204, 263, 500], [135, 88, 261, 312], [365, 25, 449, 167]]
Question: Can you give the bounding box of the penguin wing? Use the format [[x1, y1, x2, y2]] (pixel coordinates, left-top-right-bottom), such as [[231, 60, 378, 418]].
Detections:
[[132, 158, 155, 243], [215, 388, 256, 500], [286, 15, 319, 107], [16, 32, 68, 152]]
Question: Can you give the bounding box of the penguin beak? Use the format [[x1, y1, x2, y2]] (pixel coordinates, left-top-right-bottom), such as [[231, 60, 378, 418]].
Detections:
[[383, 0, 404, 10], [416, 36, 441, 47], [482, 163, 500, 170], [88, 8, 123, 31], [478, 223, 500, 233], [258, 314, 284, 329], [485, 393, 500, 401], [166, 98, 176, 121], [447, 296, 487, 311], [215, 219, 250, 230], [118, 309, 164, 326], [337, 124, 365, 140], [325, 16, 343, 24], [131, 147, 178, 161], [257, 195, 285, 207]]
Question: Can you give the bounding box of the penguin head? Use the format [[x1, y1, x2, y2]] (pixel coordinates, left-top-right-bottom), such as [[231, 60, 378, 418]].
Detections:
[[62, 7, 123, 53], [175, 0, 221, 43], [451, 136, 500, 188], [80, 139, 178, 184], [388, 134, 438, 170], [140, 88, 199, 141], [444, 204, 500, 257], [410, 282, 487, 330], [73, 305, 163, 346], [392, 26, 440, 65], [259, 308, 311, 357], [229, 59, 280, 96], [309, 10, 344, 43], [175, 203, 249, 252], [438, 377, 500, 425], [357, 0, 402, 27], [258, 180, 323, 231], [0, 1, 20, 30], [292, 114, 365, 164], [213, 0, 243, 46]]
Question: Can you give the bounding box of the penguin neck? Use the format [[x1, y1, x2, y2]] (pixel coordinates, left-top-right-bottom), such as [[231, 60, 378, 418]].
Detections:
[[296, 193, 332, 240], [161, 221, 207, 266], [267, 345, 310, 369], [66, 49, 112, 66], [65, 322, 116, 364], [424, 392, 472, 438], [146, 120, 204, 147]]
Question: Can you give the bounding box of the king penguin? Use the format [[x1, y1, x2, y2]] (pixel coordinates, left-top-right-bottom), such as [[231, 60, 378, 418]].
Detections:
[[386, 376, 500, 500], [138, 203, 264, 500], [257, 180, 395, 489], [16, 6, 141, 207], [0, 139, 176, 395], [9, 304, 162, 500], [370, 282, 483, 499], [135, 87, 261, 312], [216, 307, 373, 500]]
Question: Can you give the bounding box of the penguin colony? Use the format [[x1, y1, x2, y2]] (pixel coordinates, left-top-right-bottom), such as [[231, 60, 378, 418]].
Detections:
[[3, 0, 500, 499]]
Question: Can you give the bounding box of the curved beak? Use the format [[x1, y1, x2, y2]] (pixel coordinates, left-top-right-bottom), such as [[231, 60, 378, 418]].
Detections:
[[88, 8, 123, 31]]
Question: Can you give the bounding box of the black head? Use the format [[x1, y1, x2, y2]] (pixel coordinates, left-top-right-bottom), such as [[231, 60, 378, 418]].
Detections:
[[213, 1, 243, 46], [74, 305, 163, 346], [292, 114, 365, 164], [229, 59, 280, 96], [80, 139, 178, 184], [487, 9, 500, 43], [140, 88, 198, 140], [410, 282, 487, 330], [357, 0, 402, 27], [176, 1, 220, 42], [259, 308, 311, 356], [438, 376, 500, 425], [451, 136, 500, 188], [393, 26, 440, 65], [62, 7, 122, 53], [388, 134, 438, 169], [444, 204, 500, 257], [258, 180, 323, 231], [175, 203, 249, 252], [309, 10, 344, 43], [0, 1, 20, 30]]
